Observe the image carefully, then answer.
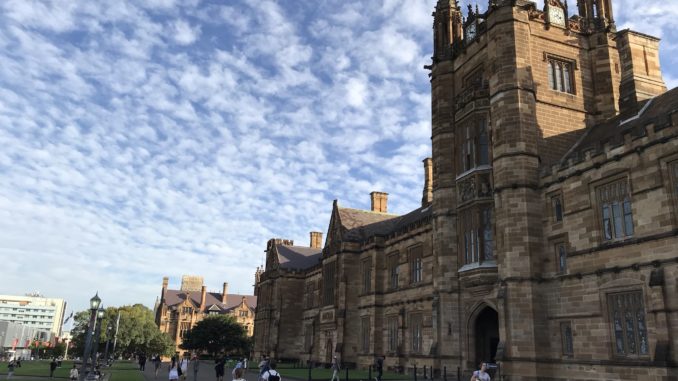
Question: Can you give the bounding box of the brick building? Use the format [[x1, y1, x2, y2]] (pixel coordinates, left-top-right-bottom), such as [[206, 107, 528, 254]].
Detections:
[[253, 0, 678, 379], [155, 275, 257, 354]]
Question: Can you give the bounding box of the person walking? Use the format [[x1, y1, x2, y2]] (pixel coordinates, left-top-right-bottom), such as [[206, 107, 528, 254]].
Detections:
[[191, 355, 199, 381], [139, 354, 147, 371], [330, 356, 340, 381], [180, 355, 189, 381], [231, 358, 243, 379], [232, 368, 246, 381], [169, 363, 179, 381], [214, 356, 225, 381], [257, 356, 269, 381], [50, 358, 58, 378], [374, 355, 383, 381], [242, 358, 248, 374], [470, 362, 490, 381], [7, 360, 15, 380], [154, 355, 162, 379], [261, 361, 281, 381], [69, 365, 79, 381]]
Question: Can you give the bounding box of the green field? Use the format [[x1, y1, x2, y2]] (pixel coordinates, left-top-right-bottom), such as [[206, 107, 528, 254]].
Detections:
[[106, 362, 144, 381], [0, 360, 74, 378]]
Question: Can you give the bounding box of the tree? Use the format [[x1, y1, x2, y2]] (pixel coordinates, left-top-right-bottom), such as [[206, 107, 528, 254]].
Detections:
[[180, 315, 248, 357], [71, 304, 174, 358]]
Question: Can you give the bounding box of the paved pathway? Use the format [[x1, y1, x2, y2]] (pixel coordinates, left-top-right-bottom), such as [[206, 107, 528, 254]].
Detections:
[[140, 363, 262, 381]]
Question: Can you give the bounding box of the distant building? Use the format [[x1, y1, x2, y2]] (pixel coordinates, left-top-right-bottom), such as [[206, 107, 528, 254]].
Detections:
[[0, 294, 67, 337], [155, 275, 257, 354], [0, 320, 53, 360]]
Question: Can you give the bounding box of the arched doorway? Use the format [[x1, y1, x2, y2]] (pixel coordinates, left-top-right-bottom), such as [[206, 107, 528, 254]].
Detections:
[[474, 307, 499, 365]]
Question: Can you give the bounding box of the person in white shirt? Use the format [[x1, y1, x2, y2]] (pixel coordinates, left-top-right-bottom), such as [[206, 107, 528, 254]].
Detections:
[[470, 362, 490, 381], [261, 361, 281, 381]]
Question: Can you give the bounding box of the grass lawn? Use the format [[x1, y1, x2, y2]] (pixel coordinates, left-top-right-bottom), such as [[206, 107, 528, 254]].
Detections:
[[0, 360, 74, 378], [106, 361, 144, 381]]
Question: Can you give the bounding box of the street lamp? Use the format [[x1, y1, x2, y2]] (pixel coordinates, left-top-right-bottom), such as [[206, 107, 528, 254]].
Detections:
[[90, 307, 105, 371], [103, 324, 113, 366], [80, 293, 101, 381]]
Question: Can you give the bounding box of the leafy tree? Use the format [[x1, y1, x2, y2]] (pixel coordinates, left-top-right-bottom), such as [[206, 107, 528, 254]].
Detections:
[[180, 315, 248, 356], [71, 304, 174, 359]]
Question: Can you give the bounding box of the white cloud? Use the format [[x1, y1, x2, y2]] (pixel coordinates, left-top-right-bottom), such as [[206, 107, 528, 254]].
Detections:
[[171, 19, 201, 45]]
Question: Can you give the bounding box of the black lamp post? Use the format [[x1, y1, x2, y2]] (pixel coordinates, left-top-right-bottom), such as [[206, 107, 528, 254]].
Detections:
[[88, 307, 105, 378], [80, 293, 101, 381]]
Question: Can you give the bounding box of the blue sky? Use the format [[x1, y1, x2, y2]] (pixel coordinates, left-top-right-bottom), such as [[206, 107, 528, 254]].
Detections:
[[1, 0, 676, 314]]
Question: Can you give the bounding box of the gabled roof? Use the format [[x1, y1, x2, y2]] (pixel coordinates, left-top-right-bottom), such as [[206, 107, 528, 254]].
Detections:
[[562, 87, 678, 164], [275, 244, 322, 270], [164, 290, 257, 312], [335, 204, 432, 243]]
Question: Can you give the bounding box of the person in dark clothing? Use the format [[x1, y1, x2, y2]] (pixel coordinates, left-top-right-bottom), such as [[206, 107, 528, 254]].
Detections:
[[214, 356, 225, 381], [139, 354, 147, 371], [49, 359, 58, 378], [374, 355, 384, 381]]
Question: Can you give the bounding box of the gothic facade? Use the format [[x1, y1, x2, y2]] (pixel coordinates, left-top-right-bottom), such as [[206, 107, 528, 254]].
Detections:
[[155, 275, 257, 354], [253, 1, 678, 379]]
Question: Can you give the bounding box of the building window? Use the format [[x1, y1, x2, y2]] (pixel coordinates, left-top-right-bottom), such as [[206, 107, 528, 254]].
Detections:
[[362, 259, 372, 294], [556, 243, 567, 273], [387, 316, 398, 353], [670, 161, 678, 200], [560, 322, 573, 356], [361, 317, 370, 353], [410, 314, 423, 354], [459, 117, 491, 174], [552, 195, 563, 222], [179, 322, 191, 338], [460, 206, 494, 265], [547, 58, 575, 94], [409, 246, 423, 284], [598, 180, 634, 241], [388, 254, 399, 290], [182, 307, 192, 314], [608, 291, 648, 357], [323, 262, 336, 306]]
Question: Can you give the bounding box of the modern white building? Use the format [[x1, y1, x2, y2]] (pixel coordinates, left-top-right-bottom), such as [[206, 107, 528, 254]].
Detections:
[[0, 294, 67, 336]]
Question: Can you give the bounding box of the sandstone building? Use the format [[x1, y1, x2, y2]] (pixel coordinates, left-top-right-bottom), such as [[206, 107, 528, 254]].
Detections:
[[155, 275, 257, 354], [253, 1, 678, 379]]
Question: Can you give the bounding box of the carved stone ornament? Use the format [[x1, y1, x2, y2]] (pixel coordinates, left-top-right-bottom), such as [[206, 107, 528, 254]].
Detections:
[[458, 177, 476, 202]]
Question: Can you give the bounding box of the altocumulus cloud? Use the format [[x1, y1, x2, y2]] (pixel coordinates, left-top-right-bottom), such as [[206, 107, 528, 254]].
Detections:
[[0, 0, 676, 312]]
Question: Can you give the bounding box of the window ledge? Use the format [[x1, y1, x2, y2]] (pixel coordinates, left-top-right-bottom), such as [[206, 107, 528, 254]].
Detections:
[[458, 260, 497, 273], [456, 165, 492, 181]]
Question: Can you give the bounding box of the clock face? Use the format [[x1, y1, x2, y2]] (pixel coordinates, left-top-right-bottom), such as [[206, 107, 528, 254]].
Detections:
[[466, 23, 477, 41], [549, 6, 565, 27]]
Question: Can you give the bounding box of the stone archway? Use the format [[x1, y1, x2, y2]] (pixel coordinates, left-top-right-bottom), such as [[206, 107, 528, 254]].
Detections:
[[473, 306, 499, 365]]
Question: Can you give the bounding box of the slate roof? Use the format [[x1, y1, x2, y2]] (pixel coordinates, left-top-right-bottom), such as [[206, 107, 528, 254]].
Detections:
[[338, 205, 432, 242], [562, 87, 678, 164], [276, 244, 322, 270], [164, 289, 257, 312]]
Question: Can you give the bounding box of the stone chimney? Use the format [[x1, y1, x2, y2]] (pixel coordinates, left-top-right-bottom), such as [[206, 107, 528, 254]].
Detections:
[[370, 192, 388, 213], [422, 158, 433, 206], [161, 277, 169, 302], [221, 282, 228, 304], [616, 30, 667, 113], [310, 232, 323, 248], [200, 286, 207, 310]]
